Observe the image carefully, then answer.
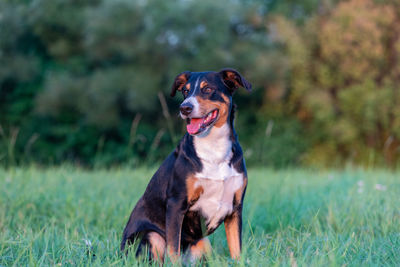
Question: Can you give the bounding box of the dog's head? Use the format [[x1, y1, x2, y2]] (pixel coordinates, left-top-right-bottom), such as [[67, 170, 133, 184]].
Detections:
[[170, 68, 251, 136]]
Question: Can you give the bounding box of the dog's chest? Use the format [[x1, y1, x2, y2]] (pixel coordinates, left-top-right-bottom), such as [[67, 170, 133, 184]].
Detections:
[[189, 123, 243, 231], [189, 164, 243, 231]]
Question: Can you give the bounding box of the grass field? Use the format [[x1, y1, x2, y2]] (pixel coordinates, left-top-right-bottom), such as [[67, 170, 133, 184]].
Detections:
[[0, 167, 399, 266]]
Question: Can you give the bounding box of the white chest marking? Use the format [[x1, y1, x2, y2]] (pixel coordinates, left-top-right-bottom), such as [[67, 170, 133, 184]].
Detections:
[[190, 123, 244, 230], [193, 123, 233, 180], [189, 173, 243, 230]]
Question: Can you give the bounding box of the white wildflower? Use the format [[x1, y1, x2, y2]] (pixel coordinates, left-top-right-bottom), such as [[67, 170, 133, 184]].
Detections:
[[374, 184, 387, 191], [83, 239, 92, 247]]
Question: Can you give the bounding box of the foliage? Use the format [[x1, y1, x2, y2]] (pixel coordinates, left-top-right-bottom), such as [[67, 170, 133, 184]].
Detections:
[[0, 0, 399, 167], [273, 0, 400, 166], [0, 0, 305, 167], [1, 167, 400, 265]]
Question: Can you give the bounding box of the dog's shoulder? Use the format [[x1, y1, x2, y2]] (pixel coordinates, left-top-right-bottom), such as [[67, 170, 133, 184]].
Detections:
[[142, 134, 202, 199]]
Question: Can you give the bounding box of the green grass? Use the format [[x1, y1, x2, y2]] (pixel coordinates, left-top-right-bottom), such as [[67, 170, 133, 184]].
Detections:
[[0, 167, 399, 266]]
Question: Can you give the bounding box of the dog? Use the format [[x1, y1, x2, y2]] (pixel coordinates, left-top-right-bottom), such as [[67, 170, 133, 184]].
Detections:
[[120, 68, 251, 262]]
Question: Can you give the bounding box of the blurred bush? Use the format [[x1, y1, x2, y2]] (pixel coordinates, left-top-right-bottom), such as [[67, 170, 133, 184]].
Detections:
[[0, 0, 399, 168], [274, 0, 400, 166]]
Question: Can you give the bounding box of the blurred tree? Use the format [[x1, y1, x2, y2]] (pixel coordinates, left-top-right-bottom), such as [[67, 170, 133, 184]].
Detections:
[[3, 0, 397, 168], [275, 0, 400, 166], [1, 0, 293, 166]]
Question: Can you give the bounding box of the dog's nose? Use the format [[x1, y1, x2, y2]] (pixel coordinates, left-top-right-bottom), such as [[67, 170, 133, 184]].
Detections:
[[180, 103, 193, 116]]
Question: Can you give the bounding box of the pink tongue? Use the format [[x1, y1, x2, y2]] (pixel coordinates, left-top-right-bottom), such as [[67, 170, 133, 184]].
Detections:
[[187, 118, 203, 134]]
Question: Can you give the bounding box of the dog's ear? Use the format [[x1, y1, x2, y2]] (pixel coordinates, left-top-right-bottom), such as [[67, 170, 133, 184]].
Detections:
[[219, 68, 252, 94], [170, 71, 191, 97]]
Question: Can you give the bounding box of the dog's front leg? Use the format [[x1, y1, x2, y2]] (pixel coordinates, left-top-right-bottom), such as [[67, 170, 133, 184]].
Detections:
[[166, 197, 186, 262], [224, 207, 243, 260], [224, 176, 247, 260]]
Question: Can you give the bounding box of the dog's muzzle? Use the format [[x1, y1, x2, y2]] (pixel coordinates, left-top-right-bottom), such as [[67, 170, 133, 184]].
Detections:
[[180, 103, 193, 116]]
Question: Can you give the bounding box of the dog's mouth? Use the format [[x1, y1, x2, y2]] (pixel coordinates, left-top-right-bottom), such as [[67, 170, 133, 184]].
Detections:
[[186, 109, 219, 135]]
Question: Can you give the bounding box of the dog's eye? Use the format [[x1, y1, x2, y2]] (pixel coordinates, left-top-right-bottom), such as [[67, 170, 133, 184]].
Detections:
[[182, 88, 190, 97], [202, 87, 213, 94]]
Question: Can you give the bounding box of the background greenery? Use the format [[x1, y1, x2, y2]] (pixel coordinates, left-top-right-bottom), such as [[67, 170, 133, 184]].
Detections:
[[1, 0, 400, 168]]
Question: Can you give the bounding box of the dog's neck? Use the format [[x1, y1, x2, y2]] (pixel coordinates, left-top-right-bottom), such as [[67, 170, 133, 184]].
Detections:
[[193, 122, 232, 164]]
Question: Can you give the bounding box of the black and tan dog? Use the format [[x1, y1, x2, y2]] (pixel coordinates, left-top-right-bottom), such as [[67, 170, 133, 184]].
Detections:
[[120, 68, 251, 262]]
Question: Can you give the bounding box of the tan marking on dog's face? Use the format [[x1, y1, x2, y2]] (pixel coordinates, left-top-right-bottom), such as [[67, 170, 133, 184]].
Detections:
[[195, 93, 230, 128], [214, 94, 230, 128], [200, 81, 207, 89], [186, 83, 191, 90], [186, 177, 204, 203]]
